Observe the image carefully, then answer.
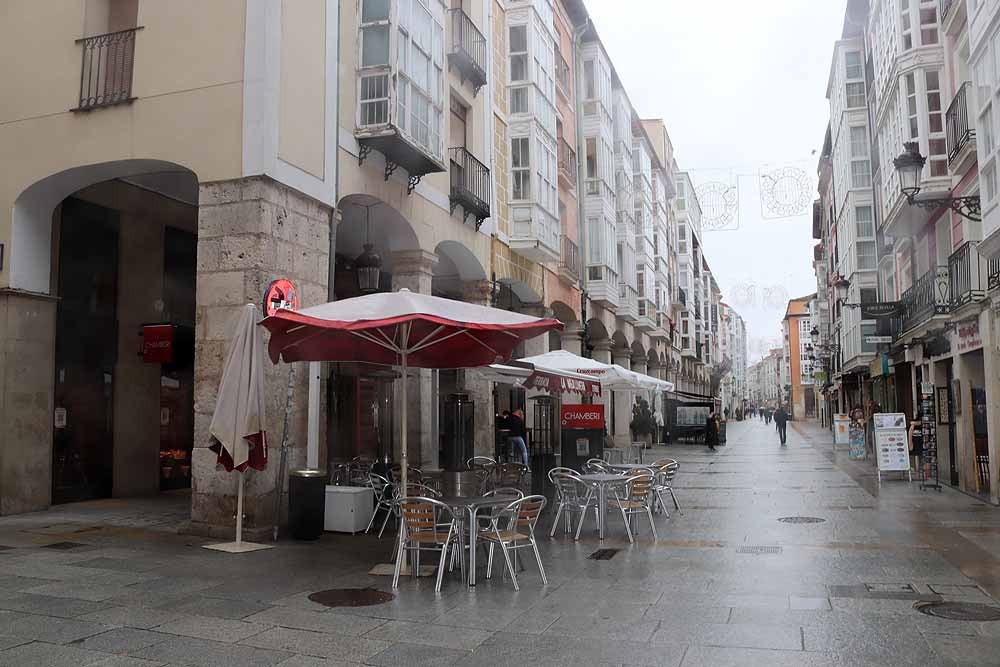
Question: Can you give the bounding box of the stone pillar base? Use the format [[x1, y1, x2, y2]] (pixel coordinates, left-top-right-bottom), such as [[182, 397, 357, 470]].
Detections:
[[193, 177, 330, 533]]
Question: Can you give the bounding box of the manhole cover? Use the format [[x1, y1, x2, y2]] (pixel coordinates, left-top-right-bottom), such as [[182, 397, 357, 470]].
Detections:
[[736, 545, 782, 555], [589, 548, 620, 560], [778, 517, 826, 524], [915, 601, 1000, 621], [307, 588, 395, 608], [42, 542, 86, 550]]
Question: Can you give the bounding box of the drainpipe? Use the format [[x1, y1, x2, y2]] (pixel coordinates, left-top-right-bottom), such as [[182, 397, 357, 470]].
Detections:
[[573, 18, 591, 355], [323, 0, 344, 477]]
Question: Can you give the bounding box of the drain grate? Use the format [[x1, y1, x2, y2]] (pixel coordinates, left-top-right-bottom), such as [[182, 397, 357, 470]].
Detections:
[[736, 545, 782, 555], [589, 548, 621, 560], [778, 516, 826, 524], [308, 588, 394, 608], [866, 583, 915, 593], [915, 601, 1000, 621], [42, 542, 86, 550]]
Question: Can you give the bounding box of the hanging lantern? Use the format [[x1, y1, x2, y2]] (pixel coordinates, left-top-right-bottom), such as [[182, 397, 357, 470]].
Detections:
[[355, 243, 382, 294], [354, 201, 382, 294]]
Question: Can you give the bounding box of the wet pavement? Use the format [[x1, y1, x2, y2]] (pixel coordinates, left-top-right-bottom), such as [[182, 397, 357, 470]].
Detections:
[[0, 418, 997, 665]]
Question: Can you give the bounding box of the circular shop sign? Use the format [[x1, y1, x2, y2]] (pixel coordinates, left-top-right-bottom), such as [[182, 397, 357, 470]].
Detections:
[[264, 279, 299, 316]]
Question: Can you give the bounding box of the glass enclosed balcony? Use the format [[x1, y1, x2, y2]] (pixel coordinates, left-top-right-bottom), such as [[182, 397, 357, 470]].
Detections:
[[356, 0, 447, 190]]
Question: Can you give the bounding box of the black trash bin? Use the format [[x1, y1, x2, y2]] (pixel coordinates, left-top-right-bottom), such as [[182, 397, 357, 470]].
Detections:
[[288, 469, 325, 540]]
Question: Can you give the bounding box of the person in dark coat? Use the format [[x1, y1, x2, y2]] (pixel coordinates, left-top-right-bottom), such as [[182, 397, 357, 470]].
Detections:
[[508, 409, 529, 467], [705, 409, 720, 451], [773, 405, 789, 445]]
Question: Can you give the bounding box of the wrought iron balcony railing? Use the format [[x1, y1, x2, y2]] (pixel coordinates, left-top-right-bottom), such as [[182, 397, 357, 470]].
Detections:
[[900, 266, 949, 333], [946, 82, 975, 165], [560, 236, 580, 279], [558, 138, 577, 187], [949, 241, 986, 307], [447, 8, 487, 94], [74, 28, 139, 111], [449, 147, 490, 228], [989, 255, 1000, 291]]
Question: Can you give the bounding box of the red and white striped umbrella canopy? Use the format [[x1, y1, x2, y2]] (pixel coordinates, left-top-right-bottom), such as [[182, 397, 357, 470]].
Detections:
[[260, 289, 562, 367]]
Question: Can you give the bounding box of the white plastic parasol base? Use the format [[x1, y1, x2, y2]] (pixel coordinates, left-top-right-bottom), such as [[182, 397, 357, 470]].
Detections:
[[204, 541, 273, 553]]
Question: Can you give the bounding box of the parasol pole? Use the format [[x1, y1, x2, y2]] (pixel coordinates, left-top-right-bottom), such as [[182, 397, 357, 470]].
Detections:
[[235, 471, 245, 548], [400, 349, 408, 496]]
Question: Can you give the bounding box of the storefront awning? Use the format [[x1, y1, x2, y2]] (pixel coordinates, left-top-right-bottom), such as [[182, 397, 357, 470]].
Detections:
[[484, 361, 602, 397], [517, 350, 673, 392]]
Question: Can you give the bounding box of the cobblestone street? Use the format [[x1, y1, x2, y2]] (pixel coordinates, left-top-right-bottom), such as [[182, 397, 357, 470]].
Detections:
[[0, 419, 996, 666]]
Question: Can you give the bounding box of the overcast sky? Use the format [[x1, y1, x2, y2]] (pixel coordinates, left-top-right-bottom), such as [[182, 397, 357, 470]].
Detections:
[[586, 0, 848, 361]]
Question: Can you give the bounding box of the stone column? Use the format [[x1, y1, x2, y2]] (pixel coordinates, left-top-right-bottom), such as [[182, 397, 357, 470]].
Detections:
[[460, 279, 495, 457], [518, 304, 552, 439], [560, 322, 585, 355], [0, 291, 57, 514], [984, 305, 1000, 504], [613, 345, 633, 446], [631, 355, 648, 377], [391, 250, 438, 470], [192, 176, 331, 539]]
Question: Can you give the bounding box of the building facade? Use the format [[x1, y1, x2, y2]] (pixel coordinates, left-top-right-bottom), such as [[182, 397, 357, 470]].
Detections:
[[0, 0, 744, 522], [809, 0, 1000, 502]]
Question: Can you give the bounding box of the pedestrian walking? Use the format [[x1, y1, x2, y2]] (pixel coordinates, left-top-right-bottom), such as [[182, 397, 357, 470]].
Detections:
[[508, 409, 529, 467], [653, 407, 664, 445], [705, 409, 720, 451], [774, 405, 789, 446]]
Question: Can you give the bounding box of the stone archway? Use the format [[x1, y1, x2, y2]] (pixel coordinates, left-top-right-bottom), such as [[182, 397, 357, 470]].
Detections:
[[11, 159, 198, 294], [5, 159, 201, 513]]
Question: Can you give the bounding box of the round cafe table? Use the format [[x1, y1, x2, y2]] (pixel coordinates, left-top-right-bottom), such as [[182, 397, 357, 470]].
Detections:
[[577, 473, 629, 540], [437, 492, 521, 586]]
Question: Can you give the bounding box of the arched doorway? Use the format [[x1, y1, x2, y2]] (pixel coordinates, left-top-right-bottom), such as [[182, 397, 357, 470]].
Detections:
[[329, 195, 422, 467], [13, 160, 199, 504]]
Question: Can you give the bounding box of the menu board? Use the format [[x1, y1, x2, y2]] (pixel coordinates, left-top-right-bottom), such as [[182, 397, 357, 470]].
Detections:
[[873, 413, 910, 472]]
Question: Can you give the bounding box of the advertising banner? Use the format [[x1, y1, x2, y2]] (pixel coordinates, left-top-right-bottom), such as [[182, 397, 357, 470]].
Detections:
[[833, 414, 850, 445]]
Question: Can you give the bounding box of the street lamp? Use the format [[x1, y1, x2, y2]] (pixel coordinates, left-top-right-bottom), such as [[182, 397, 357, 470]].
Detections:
[[893, 141, 981, 221]]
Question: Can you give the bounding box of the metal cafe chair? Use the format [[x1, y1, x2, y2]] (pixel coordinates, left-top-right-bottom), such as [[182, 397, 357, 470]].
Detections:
[[609, 472, 658, 543], [602, 448, 625, 464], [651, 458, 682, 515], [366, 472, 397, 537], [548, 469, 599, 540], [628, 442, 645, 463], [467, 456, 498, 494], [392, 497, 464, 593], [477, 495, 548, 591], [497, 462, 529, 491], [584, 458, 613, 474]]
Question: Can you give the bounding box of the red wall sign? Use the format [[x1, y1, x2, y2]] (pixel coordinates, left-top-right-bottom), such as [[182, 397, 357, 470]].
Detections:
[[142, 324, 174, 364], [560, 404, 605, 430], [264, 278, 299, 316]]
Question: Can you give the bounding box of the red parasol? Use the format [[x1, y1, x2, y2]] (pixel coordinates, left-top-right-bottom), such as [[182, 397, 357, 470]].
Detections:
[[260, 289, 562, 491]]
